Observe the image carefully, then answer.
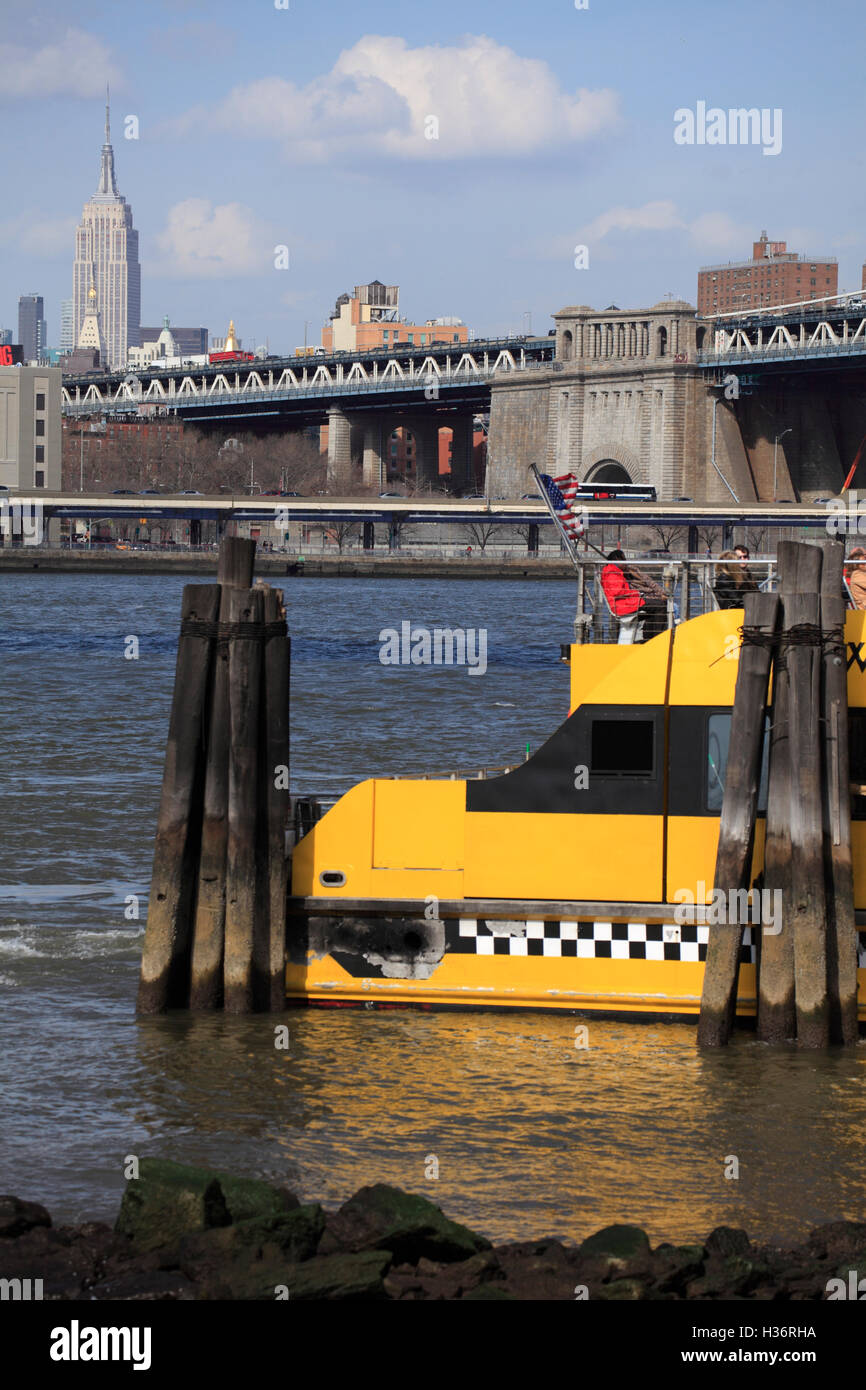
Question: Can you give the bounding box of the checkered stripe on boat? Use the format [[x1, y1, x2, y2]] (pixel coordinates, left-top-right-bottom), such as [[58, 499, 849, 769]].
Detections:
[[447, 919, 757, 963]]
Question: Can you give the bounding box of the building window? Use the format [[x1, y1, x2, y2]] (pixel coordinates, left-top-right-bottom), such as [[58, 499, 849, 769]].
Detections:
[[35, 445, 45, 463], [35, 470, 45, 487], [35, 419, 45, 436], [36, 393, 45, 411]]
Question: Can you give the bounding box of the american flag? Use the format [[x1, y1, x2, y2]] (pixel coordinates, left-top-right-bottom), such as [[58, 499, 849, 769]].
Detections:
[[537, 472, 586, 541]]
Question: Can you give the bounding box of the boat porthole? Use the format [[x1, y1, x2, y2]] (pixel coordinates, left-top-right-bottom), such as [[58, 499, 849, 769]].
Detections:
[[319, 870, 346, 887]]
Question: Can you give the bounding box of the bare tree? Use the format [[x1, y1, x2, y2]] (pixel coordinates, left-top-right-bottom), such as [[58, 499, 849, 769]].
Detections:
[[463, 521, 503, 552], [326, 519, 361, 552], [647, 523, 686, 552], [696, 525, 722, 555]]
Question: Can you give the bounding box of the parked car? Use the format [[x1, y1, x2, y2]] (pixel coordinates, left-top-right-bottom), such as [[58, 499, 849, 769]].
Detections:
[[180, 489, 204, 496], [139, 488, 161, 495], [112, 488, 135, 495]]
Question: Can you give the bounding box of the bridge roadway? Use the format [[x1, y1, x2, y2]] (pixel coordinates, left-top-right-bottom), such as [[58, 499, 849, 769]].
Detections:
[[61, 335, 556, 422], [10, 492, 851, 533], [698, 295, 866, 371]]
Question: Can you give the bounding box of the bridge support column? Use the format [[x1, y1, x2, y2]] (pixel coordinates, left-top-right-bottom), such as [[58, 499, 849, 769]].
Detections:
[[414, 418, 441, 490], [449, 417, 474, 493], [327, 407, 353, 489], [361, 419, 385, 491]]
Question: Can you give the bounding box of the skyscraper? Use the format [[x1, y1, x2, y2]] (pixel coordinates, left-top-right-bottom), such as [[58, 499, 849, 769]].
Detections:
[[73, 92, 140, 369], [60, 298, 74, 352], [18, 294, 46, 362]]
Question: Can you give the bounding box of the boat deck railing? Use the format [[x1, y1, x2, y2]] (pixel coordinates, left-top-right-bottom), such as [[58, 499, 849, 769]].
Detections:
[[572, 555, 778, 644]]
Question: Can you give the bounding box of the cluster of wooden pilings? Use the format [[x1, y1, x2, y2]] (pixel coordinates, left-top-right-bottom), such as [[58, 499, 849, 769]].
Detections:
[[699, 539, 858, 1047], [137, 538, 290, 1014]]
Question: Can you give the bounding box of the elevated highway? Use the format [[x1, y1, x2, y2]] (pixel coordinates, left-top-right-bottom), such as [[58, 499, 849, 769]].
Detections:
[[8, 491, 851, 535]]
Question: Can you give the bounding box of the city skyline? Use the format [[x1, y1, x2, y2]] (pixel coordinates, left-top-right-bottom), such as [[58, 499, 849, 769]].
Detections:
[[2, 0, 865, 355]]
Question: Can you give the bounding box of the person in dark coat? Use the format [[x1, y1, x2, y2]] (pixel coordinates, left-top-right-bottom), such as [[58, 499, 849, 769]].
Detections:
[[714, 550, 758, 609]]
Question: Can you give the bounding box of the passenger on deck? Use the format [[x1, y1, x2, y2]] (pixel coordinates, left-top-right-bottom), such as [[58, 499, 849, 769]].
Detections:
[[734, 544, 760, 593], [622, 559, 670, 639], [714, 549, 757, 609], [846, 548, 866, 609], [601, 550, 666, 644]]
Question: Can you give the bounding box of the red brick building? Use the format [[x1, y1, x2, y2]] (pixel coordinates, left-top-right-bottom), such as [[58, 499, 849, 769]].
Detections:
[[698, 232, 837, 316]]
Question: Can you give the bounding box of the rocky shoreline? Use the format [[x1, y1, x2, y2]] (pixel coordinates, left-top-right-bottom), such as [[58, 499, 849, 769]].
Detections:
[[1, 1159, 862, 1300]]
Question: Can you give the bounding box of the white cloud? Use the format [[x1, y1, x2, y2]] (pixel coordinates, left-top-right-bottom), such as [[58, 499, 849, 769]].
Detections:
[[167, 34, 620, 161], [529, 202, 751, 264], [0, 214, 77, 257], [0, 27, 121, 99], [583, 200, 683, 240], [149, 199, 271, 279]]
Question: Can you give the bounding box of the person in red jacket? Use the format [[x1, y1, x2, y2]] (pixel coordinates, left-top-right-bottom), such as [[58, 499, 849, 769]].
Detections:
[[601, 549, 643, 643], [601, 549, 666, 643]]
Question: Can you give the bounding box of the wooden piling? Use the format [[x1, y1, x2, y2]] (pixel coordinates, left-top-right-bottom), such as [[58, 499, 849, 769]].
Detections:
[[784, 545, 830, 1047], [137, 585, 220, 1014], [820, 540, 858, 1044], [188, 584, 231, 1010], [262, 586, 291, 1010], [697, 589, 779, 1046], [218, 535, 256, 590], [223, 585, 265, 1013], [757, 542, 797, 1042]]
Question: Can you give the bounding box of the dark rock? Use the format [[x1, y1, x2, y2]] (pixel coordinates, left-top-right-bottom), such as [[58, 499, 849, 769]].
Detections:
[[114, 1158, 230, 1252], [291, 1250, 392, 1300], [89, 1269, 196, 1300], [807, 1221, 866, 1262], [596, 1277, 649, 1300], [216, 1250, 392, 1301], [0, 1226, 101, 1299], [0, 1196, 51, 1239], [493, 1242, 579, 1300], [687, 1256, 767, 1299], [580, 1224, 651, 1263], [650, 1243, 706, 1294], [174, 1204, 325, 1279], [209, 1172, 300, 1224], [321, 1184, 489, 1264], [705, 1226, 752, 1259]]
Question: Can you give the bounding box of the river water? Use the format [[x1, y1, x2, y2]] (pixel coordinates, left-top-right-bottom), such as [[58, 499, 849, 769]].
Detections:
[[1, 571, 865, 1248]]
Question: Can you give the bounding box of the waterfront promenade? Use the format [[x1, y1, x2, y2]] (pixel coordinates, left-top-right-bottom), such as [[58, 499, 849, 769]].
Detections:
[[0, 548, 576, 579]]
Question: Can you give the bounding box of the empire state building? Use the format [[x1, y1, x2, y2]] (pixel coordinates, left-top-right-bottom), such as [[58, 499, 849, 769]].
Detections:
[[72, 95, 140, 369]]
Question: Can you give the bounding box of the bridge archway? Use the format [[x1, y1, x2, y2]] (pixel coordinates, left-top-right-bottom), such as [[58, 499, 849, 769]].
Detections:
[[581, 444, 644, 486], [561, 329, 574, 361], [584, 459, 633, 485]]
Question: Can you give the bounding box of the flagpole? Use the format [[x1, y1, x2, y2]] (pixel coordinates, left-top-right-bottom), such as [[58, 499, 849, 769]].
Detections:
[[530, 463, 577, 565], [529, 464, 607, 560]]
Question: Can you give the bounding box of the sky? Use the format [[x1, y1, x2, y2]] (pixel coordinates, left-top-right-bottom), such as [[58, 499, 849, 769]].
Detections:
[[3, 0, 864, 353]]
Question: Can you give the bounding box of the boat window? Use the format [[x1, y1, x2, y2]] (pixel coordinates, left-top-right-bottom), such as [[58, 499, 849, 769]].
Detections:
[[849, 711, 866, 819], [707, 713, 769, 813], [590, 719, 655, 777]]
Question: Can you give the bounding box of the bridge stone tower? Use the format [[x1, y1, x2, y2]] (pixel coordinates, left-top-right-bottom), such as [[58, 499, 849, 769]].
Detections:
[[487, 300, 748, 502]]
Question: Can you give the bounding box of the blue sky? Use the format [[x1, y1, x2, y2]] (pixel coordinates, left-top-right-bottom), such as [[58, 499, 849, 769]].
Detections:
[[3, 0, 864, 351]]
